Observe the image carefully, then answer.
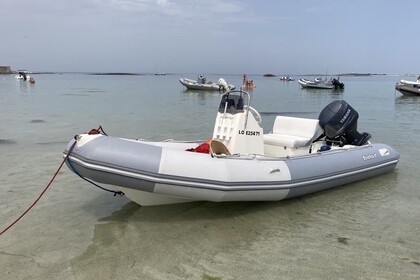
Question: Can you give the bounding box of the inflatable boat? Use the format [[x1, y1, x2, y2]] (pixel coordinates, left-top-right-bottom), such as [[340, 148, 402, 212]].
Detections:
[[298, 77, 344, 90], [395, 76, 420, 96], [179, 75, 235, 91], [64, 91, 399, 206]]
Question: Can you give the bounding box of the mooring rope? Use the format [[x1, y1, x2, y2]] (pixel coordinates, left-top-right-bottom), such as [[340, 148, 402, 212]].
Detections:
[[66, 158, 124, 196], [0, 126, 123, 236], [0, 141, 77, 236]]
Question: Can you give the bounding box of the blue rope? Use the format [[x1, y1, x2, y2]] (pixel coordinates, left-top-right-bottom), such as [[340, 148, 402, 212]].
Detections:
[[66, 158, 124, 197]]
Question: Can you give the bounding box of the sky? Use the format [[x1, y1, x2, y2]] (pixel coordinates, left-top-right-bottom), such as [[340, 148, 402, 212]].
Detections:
[[1, 0, 418, 74]]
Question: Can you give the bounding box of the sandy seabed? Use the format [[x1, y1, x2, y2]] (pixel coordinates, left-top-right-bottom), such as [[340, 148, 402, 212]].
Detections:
[[0, 150, 419, 280]]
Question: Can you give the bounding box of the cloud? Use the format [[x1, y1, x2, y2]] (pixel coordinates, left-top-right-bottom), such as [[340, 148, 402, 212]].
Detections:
[[93, 0, 247, 21], [157, 0, 171, 7], [207, 1, 243, 13]]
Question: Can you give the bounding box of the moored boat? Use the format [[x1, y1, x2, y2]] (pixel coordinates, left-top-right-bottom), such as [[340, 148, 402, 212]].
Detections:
[[298, 77, 344, 89], [15, 70, 33, 82], [180, 75, 235, 91], [395, 76, 420, 96], [280, 76, 294, 81], [64, 91, 399, 206]]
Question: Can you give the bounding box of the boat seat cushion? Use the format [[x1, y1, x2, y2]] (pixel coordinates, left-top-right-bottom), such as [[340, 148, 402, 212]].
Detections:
[[263, 116, 321, 148], [264, 134, 311, 147]]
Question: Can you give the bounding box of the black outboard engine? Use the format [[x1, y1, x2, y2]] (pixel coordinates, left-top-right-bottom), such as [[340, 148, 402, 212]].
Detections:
[[331, 78, 344, 89], [318, 100, 371, 146]]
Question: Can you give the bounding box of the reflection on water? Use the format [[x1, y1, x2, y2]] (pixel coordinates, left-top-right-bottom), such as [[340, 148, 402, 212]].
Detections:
[[17, 80, 36, 94], [395, 94, 420, 106], [299, 87, 345, 96], [62, 93, 90, 96], [394, 94, 420, 133], [30, 119, 45, 123], [0, 139, 16, 145]]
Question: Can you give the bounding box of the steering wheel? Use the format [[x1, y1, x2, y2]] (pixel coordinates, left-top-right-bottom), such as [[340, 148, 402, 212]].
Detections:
[[244, 105, 262, 124]]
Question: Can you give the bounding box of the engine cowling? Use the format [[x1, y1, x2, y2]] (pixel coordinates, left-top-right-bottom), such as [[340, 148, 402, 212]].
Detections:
[[318, 100, 371, 146]]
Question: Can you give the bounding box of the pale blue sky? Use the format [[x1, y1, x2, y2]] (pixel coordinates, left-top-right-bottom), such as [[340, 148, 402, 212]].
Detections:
[[1, 0, 418, 74]]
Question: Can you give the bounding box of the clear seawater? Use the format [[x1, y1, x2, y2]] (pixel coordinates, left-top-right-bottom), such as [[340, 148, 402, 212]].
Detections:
[[0, 73, 419, 279]]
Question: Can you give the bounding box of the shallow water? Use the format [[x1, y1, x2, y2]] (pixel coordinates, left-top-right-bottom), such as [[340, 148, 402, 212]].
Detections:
[[0, 73, 419, 279]]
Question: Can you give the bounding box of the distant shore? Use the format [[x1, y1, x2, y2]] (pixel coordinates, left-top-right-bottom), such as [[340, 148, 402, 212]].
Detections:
[[1, 69, 417, 77], [0, 66, 12, 74]]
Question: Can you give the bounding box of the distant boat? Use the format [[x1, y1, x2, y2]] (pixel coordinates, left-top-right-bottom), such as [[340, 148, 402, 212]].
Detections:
[[279, 76, 294, 81], [180, 75, 235, 91], [395, 76, 420, 96], [298, 77, 344, 90], [15, 73, 26, 80], [15, 70, 35, 83], [154, 72, 166, 76]]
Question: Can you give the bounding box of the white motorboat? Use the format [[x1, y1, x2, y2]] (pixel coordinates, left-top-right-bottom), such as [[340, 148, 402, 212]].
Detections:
[[15, 70, 30, 80], [280, 76, 294, 81], [298, 77, 344, 90], [64, 91, 399, 206], [395, 76, 420, 96], [180, 75, 235, 91], [15, 70, 35, 83]]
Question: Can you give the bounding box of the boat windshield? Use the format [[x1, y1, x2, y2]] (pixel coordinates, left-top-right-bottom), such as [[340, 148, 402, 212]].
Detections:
[[218, 92, 245, 114]]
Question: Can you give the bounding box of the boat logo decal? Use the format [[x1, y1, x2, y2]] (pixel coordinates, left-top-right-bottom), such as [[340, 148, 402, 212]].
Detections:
[[340, 109, 351, 123], [362, 153, 377, 161], [378, 148, 390, 156], [238, 130, 260, 136]]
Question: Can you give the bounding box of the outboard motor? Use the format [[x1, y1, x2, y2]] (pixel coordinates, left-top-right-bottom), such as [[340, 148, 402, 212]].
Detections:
[[218, 78, 229, 91], [331, 78, 344, 89], [318, 100, 371, 146]]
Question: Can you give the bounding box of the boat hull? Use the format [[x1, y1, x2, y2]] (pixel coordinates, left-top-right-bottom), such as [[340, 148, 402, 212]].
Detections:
[[65, 135, 399, 205], [179, 78, 222, 91], [395, 83, 420, 96], [298, 78, 334, 89]]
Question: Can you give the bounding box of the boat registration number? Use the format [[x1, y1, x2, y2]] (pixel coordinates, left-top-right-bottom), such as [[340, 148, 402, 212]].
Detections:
[[238, 130, 260, 136]]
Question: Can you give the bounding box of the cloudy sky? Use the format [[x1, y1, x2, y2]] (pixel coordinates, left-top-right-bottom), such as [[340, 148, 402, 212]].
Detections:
[[1, 0, 418, 74]]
